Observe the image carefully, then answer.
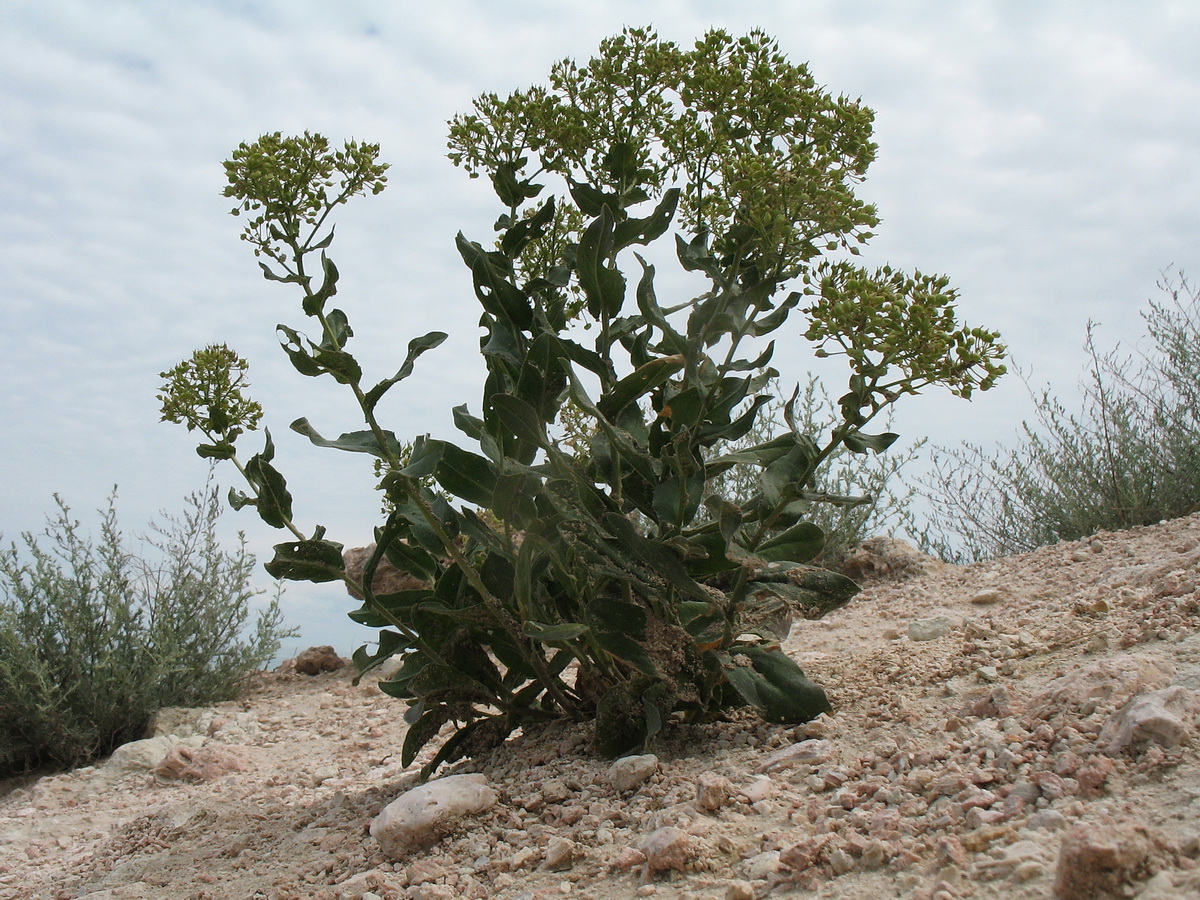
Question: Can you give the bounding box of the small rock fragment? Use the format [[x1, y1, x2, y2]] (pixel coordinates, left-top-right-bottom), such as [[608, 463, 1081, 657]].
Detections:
[[612, 847, 646, 871], [909, 616, 954, 642], [642, 826, 692, 875], [152, 744, 244, 784], [744, 849, 782, 880], [970, 589, 1003, 606], [370, 773, 498, 859], [1029, 655, 1176, 718], [754, 739, 834, 773], [738, 776, 774, 804], [724, 881, 755, 900], [1101, 686, 1200, 755], [1052, 822, 1165, 900], [607, 754, 659, 792], [544, 836, 579, 870], [695, 772, 733, 812]]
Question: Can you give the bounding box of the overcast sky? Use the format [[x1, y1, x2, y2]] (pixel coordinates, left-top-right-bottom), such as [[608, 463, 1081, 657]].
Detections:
[[2, 0, 1197, 660]]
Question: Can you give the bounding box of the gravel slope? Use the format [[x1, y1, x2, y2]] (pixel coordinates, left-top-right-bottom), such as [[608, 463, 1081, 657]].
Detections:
[[2, 514, 1199, 900]]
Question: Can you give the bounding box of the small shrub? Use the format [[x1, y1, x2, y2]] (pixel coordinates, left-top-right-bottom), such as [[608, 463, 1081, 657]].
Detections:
[[0, 483, 294, 776], [163, 28, 1005, 774], [921, 271, 1200, 562]]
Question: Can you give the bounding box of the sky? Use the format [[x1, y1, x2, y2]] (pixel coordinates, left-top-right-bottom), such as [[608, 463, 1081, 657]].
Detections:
[[1, 0, 1197, 661]]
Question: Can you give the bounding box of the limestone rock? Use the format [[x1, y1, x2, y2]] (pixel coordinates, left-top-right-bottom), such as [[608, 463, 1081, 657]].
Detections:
[[1053, 822, 1172, 900], [641, 825, 692, 875], [152, 744, 245, 784], [1101, 685, 1200, 755], [607, 753, 658, 792], [695, 772, 733, 812], [369, 773, 497, 859], [1030, 655, 1176, 718], [291, 645, 346, 676], [103, 735, 199, 778], [343, 544, 431, 600], [755, 738, 834, 773], [841, 537, 944, 582], [909, 616, 954, 642]]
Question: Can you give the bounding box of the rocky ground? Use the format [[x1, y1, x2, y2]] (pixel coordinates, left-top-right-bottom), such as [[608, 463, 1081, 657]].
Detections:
[[2, 514, 1199, 900]]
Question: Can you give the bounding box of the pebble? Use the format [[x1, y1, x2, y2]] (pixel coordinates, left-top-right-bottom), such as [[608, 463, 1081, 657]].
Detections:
[[970, 589, 1003, 606], [754, 739, 835, 773], [1053, 822, 1164, 900], [737, 776, 774, 804], [641, 826, 692, 875], [607, 754, 659, 792], [369, 774, 498, 860], [744, 849, 781, 880], [695, 773, 733, 812], [909, 617, 954, 642], [544, 837, 578, 870], [1027, 809, 1069, 831]]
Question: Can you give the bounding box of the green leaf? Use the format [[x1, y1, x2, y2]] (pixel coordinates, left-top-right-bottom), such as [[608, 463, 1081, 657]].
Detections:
[[196, 442, 236, 460], [750, 567, 860, 621], [602, 513, 710, 601], [350, 630, 410, 680], [490, 393, 548, 447], [523, 621, 590, 642], [756, 522, 825, 565], [244, 430, 292, 528], [585, 596, 657, 677], [276, 324, 323, 377], [749, 291, 803, 337], [614, 188, 680, 249], [842, 431, 900, 454], [577, 206, 626, 318], [597, 355, 686, 421], [265, 537, 345, 582], [348, 589, 432, 627], [719, 646, 831, 724], [290, 417, 401, 459], [400, 703, 453, 768], [568, 179, 621, 217], [302, 253, 340, 315], [433, 442, 499, 506], [319, 308, 353, 351], [364, 331, 448, 410]]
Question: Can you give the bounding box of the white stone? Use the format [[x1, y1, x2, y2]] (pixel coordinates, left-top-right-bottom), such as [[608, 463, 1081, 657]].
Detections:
[[369, 773, 498, 859], [754, 739, 834, 773], [607, 753, 658, 791], [1101, 685, 1200, 755], [909, 616, 953, 641], [101, 735, 200, 777]]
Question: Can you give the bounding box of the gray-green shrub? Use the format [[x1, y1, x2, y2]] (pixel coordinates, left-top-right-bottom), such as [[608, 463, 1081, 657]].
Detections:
[[0, 483, 295, 776], [921, 271, 1200, 562]]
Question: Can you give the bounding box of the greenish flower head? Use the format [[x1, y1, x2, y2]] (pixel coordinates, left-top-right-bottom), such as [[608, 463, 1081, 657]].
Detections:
[[158, 344, 263, 440], [222, 131, 389, 266]]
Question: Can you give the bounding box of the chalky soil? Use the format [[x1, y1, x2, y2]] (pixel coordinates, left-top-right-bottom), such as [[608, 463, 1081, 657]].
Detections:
[[3, 514, 1200, 900]]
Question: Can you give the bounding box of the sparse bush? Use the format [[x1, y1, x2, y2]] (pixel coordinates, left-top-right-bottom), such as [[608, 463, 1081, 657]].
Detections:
[[707, 376, 925, 570], [0, 483, 294, 776], [921, 271, 1200, 562]]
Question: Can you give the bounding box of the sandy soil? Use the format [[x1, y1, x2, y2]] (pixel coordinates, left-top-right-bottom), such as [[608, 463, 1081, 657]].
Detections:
[[2, 514, 1199, 900]]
